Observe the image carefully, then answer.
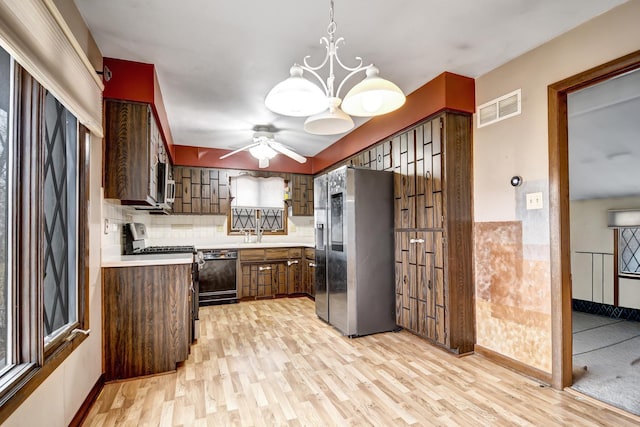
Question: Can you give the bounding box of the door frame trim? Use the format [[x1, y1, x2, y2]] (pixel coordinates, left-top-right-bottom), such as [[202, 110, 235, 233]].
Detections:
[[548, 49, 640, 389]]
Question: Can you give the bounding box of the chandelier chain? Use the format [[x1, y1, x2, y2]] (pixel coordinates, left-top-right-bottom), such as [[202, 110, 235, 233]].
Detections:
[[328, 0, 337, 37]]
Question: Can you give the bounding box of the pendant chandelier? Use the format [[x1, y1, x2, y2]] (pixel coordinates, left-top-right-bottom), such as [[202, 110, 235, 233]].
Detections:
[[264, 0, 406, 135]]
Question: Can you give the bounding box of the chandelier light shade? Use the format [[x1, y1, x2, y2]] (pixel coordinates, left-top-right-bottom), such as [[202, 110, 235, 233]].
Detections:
[[264, 65, 327, 117], [264, 0, 405, 135], [304, 97, 354, 135], [341, 66, 406, 117]]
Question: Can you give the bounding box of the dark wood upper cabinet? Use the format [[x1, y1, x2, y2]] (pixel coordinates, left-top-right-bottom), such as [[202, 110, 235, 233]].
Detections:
[[172, 166, 231, 215], [290, 174, 314, 216], [104, 99, 166, 205], [172, 166, 314, 217]]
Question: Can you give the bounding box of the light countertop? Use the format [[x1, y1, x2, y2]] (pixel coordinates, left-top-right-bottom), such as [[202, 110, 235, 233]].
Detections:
[[102, 253, 195, 268], [102, 243, 315, 267], [195, 242, 314, 250]]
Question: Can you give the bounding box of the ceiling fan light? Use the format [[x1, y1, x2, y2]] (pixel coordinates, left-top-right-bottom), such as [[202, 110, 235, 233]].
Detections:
[[249, 143, 277, 160], [342, 66, 406, 117], [303, 105, 354, 135], [265, 65, 327, 117]]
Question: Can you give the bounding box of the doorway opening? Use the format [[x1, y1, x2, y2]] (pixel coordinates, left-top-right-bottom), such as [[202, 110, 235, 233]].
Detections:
[[548, 50, 640, 413]]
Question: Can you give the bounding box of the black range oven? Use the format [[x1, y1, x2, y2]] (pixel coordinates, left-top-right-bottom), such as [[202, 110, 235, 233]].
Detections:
[[197, 249, 238, 305]]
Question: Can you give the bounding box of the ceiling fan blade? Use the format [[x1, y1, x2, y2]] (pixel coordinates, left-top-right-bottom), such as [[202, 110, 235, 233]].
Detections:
[[219, 142, 260, 159], [269, 142, 307, 163]]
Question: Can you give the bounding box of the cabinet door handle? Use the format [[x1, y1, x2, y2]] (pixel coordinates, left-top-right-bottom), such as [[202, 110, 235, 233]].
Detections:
[[259, 266, 272, 271], [287, 260, 299, 266], [409, 238, 425, 244], [309, 262, 316, 267]]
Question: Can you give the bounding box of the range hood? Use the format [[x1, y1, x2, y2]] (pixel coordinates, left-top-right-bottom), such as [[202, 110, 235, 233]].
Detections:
[[607, 209, 640, 228]]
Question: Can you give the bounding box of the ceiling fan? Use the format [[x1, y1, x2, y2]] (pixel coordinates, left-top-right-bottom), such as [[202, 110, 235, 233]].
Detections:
[[219, 127, 307, 168]]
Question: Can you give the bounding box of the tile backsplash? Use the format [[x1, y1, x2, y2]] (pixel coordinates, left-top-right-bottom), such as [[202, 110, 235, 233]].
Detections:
[[102, 199, 314, 258]]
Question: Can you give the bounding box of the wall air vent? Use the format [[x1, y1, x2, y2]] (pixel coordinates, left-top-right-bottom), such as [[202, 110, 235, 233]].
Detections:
[[477, 89, 521, 128]]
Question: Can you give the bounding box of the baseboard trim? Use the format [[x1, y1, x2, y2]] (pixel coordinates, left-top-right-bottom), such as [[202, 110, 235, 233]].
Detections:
[[573, 298, 640, 321], [474, 344, 552, 385], [69, 373, 105, 427]]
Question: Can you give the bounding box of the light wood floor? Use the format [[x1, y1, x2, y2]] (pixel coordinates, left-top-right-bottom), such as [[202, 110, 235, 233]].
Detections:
[[84, 298, 640, 426]]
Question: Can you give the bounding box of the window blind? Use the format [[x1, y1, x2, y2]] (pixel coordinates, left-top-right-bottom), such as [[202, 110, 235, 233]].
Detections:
[[0, 0, 103, 137]]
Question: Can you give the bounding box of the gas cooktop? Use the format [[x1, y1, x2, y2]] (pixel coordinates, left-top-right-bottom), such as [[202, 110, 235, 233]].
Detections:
[[132, 245, 196, 255]]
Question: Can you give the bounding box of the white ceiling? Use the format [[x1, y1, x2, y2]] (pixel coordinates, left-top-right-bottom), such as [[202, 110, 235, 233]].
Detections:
[[568, 68, 640, 200], [74, 0, 627, 158]]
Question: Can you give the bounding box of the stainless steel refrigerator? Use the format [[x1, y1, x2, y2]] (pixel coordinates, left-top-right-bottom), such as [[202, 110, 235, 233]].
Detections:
[[314, 166, 396, 337]]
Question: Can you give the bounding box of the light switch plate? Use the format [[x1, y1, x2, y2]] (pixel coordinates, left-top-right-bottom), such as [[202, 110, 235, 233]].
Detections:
[[526, 192, 543, 210]]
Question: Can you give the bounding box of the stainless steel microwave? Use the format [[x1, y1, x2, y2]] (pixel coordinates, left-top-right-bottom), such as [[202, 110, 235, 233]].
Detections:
[[135, 162, 175, 213]]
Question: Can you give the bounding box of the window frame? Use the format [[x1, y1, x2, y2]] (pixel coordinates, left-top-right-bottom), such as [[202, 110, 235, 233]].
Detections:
[[42, 91, 81, 353], [618, 227, 640, 280], [0, 59, 91, 423]]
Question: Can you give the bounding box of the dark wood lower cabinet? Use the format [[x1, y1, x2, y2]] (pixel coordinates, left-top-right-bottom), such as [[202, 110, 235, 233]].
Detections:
[[303, 248, 315, 297], [240, 262, 287, 298], [286, 258, 303, 294], [395, 231, 446, 346], [239, 247, 312, 299], [102, 264, 192, 381]]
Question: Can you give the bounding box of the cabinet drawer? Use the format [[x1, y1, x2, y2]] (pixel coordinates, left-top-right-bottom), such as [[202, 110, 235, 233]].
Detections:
[[239, 249, 265, 261], [304, 247, 315, 259], [288, 247, 303, 258], [265, 248, 289, 260]]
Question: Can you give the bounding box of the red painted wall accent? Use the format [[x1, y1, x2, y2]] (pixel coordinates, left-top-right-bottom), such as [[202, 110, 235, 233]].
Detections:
[[103, 58, 177, 161], [173, 146, 314, 174], [312, 72, 475, 173]]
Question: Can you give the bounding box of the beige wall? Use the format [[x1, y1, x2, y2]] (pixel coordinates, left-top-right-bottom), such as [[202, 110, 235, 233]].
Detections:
[[474, 0, 640, 373], [570, 196, 640, 308], [3, 2, 103, 426]]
